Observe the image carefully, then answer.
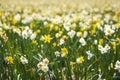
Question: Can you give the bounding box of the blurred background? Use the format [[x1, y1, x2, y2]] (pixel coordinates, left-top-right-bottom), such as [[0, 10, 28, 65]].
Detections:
[[0, 0, 120, 10]]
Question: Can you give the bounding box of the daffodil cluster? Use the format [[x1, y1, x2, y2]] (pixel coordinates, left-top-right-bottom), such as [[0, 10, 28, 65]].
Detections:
[[0, 0, 120, 80]]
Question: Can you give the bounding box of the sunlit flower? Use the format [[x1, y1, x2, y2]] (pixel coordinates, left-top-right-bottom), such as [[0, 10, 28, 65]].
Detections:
[[43, 58, 49, 65], [60, 39, 65, 45], [98, 44, 111, 54], [55, 31, 63, 38], [20, 56, 28, 64], [86, 50, 94, 60], [70, 61, 75, 66], [76, 32, 82, 37], [37, 62, 44, 70], [55, 51, 60, 57], [52, 42, 57, 47], [21, 26, 33, 39], [76, 56, 84, 63], [99, 39, 103, 45], [94, 40, 98, 45], [32, 40, 38, 45], [12, 19, 17, 24], [79, 37, 86, 46], [6, 56, 14, 64], [54, 26, 59, 31], [30, 33, 36, 40], [83, 31, 88, 38], [61, 47, 68, 57], [22, 30, 29, 39], [41, 65, 49, 72], [43, 34, 51, 43], [91, 29, 96, 35], [37, 58, 49, 72], [62, 35, 68, 40], [12, 28, 21, 36], [104, 25, 115, 36], [22, 16, 33, 24], [67, 30, 76, 39], [114, 60, 120, 72]]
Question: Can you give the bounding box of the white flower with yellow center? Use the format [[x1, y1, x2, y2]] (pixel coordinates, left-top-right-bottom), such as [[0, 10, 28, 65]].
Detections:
[[55, 51, 60, 57], [37, 58, 49, 72], [114, 60, 120, 72], [37, 62, 44, 70], [104, 25, 115, 36], [98, 44, 110, 54], [41, 65, 49, 72], [43, 58, 49, 65], [20, 56, 28, 64]]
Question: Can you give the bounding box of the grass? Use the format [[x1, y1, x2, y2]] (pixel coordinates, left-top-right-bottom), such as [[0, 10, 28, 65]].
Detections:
[[0, 0, 120, 80]]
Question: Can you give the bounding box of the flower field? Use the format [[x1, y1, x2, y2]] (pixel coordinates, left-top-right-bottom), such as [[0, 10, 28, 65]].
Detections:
[[0, 0, 120, 80]]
